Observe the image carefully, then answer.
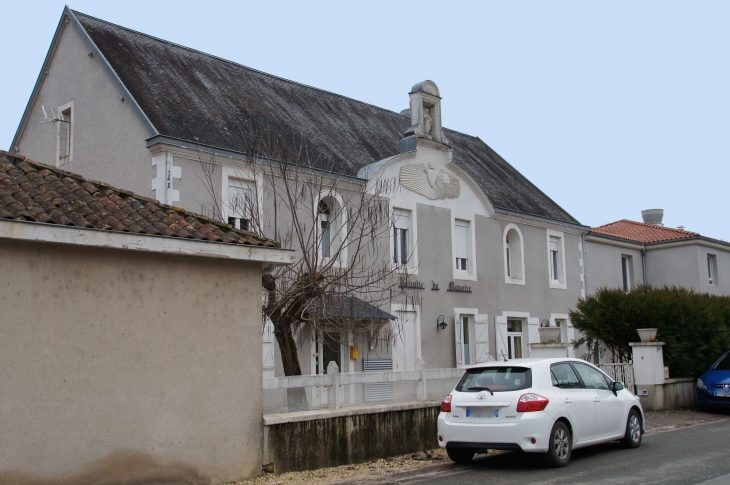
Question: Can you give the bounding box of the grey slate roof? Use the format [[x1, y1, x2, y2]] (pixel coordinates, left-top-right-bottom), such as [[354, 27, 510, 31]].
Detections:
[[310, 295, 396, 321], [72, 10, 579, 225]]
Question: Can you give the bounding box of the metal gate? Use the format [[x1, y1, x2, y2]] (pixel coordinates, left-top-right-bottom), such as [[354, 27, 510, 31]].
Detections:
[[598, 362, 635, 393], [363, 358, 394, 402]]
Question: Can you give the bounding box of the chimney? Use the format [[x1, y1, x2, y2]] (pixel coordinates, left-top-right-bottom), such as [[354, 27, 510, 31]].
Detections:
[[641, 209, 664, 226]]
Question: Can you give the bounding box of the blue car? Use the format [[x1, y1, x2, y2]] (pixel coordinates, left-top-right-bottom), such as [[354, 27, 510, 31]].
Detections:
[[697, 351, 730, 408]]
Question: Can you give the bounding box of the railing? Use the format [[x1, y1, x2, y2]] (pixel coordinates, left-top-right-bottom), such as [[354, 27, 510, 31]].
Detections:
[[263, 359, 463, 412], [598, 362, 635, 393]]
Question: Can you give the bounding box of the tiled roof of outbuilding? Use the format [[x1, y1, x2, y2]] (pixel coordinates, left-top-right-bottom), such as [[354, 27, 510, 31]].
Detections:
[[0, 151, 278, 247], [69, 10, 580, 225], [590, 219, 699, 244]]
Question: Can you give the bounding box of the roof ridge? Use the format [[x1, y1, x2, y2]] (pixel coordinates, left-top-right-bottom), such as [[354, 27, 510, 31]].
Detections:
[[593, 218, 699, 236]]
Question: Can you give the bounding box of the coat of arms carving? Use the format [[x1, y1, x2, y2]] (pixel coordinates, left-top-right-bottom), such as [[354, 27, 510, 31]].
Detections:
[[399, 163, 461, 200]]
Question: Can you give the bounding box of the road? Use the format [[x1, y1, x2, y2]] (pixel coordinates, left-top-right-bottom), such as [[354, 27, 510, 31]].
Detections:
[[396, 419, 730, 485]]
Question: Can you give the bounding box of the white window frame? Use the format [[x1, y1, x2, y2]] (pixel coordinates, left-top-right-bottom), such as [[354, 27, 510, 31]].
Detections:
[[451, 211, 477, 281], [221, 165, 263, 231], [546, 229, 567, 290], [621, 255, 633, 291], [707, 253, 717, 286], [503, 223, 525, 285], [315, 190, 348, 268], [390, 201, 418, 275], [56, 100, 74, 166], [495, 311, 539, 360], [454, 307, 480, 368]]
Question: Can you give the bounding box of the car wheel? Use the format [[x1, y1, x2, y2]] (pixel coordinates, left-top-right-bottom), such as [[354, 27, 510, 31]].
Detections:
[[620, 409, 642, 449], [543, 421, 572, 468], [446, 447, 475, 465]]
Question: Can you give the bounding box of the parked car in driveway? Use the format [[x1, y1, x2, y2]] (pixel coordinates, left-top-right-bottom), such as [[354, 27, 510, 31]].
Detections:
[[697, 351, 730, 408], [437, 358, 644, 467]]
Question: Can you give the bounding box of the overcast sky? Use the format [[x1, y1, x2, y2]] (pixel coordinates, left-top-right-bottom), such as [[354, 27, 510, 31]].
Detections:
[[3, 1, 729, 239]]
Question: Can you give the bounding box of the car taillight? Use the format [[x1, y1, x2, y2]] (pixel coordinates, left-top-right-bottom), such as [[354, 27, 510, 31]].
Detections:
[[440, 394, 452, 413], [516, 393, 549, 412]]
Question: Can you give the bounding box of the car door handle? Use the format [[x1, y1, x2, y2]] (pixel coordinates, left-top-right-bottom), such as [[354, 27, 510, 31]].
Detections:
[[564, 399, 572, 405], [594, 398, 600, 403]]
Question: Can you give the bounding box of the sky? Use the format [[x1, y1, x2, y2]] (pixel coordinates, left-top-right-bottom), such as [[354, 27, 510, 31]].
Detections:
[[2, 1, 729, 239]]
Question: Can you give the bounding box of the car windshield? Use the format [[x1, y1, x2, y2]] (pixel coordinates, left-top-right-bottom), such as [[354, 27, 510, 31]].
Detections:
[[455, 366, 532, 392], [713, 353, 730, 371]]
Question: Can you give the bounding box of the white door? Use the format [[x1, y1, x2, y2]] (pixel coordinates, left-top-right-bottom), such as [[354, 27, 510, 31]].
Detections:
[[393, 310, 418, 371], [312, 331, 344, 406]]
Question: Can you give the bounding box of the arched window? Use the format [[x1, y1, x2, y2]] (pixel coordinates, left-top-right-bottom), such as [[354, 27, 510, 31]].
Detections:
[[504, 224, 525, 284], [317, 193, 346, 263]]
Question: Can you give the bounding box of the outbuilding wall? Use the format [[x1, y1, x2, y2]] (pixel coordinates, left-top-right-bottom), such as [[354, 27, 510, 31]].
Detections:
[[0, 239, 263, 484]]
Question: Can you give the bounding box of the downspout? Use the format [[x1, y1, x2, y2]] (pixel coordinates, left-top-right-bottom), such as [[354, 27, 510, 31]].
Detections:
[[641, 244, 647, 286], [581, 233, 588, 298]]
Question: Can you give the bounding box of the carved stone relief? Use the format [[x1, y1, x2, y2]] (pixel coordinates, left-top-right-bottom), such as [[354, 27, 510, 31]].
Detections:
[[399, 163, 461, 200]]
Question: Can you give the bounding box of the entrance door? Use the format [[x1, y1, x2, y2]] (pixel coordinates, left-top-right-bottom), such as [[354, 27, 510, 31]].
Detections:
[[393, 310, 418, 371]]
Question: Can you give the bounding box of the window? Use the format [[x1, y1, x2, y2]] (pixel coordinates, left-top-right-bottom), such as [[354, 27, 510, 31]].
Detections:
[[621, 255, 633, 291], [507, 319, 523, 359], [547, 231, 566, 288], [550, 363, 582, 389], [393, 209, 410, 265], [504, 225, 524, 283], [708, 254, 717, 285], [454, 219, 470, 271], [56, 102, 73, 166], [456, 366, 532, 392], [319, 199, 332, 258], [227, 178, 254, 231], [572, 363, 610, 390]]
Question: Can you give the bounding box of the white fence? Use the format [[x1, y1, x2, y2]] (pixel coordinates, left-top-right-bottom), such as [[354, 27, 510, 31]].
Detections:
[[598, 362, 635, 393], [263, 359, 463, 413]]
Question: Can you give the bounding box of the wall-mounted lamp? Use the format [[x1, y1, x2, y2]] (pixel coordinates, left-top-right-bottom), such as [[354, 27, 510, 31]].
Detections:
[[436, 315, 447, 330]]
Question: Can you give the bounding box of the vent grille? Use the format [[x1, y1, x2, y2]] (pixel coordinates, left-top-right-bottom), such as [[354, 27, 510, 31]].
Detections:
[[363, 358, 393, 402]]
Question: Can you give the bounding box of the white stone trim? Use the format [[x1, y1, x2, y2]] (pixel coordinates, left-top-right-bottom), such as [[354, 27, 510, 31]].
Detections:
[[390, 200, 418, 275], [503, 223, 526, 285], [547, 229, 567, 290], [0, 219, 294, 264], [314, 189, 348, 268], [55, 100, 74, 166], [151, 152, 181, 205], [451, 210, 477, 281]]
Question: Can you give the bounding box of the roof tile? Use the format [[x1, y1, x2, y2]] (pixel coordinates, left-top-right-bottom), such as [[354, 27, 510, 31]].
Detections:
[[591, 219, 699, 244], [0, 151, 279, 248]]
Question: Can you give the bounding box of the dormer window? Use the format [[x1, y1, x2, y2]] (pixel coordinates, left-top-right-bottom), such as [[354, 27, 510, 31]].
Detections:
[[227, 177, 254, 231]]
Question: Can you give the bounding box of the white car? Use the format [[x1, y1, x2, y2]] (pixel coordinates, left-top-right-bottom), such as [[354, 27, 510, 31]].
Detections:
[[437, 358, 644, 467]]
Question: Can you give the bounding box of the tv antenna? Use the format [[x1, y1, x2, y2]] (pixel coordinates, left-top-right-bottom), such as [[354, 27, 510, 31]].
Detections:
[[40, 105, 69, 124]]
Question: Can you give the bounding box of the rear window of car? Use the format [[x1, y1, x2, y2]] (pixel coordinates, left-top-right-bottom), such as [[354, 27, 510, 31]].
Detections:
[[713, 353, 730, 371], [455, 366, 532, 392]]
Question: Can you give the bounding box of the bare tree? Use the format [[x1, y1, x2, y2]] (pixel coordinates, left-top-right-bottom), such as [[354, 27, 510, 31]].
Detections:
[[196, 122, 419, 382]]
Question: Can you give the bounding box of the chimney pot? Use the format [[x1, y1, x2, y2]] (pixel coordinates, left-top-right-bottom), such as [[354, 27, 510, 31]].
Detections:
[[641, 209, 664, 226]]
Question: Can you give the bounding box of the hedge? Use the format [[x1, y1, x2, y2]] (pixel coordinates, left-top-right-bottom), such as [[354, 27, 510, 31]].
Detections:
[[569, 286, 730, 378]]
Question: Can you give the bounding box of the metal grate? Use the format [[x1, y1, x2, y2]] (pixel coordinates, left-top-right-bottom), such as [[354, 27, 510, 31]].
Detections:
[[363, 358, 394, 402]]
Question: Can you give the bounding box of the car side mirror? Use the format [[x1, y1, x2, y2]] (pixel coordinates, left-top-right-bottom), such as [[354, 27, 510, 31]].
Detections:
[[611, 381, 624, 395]]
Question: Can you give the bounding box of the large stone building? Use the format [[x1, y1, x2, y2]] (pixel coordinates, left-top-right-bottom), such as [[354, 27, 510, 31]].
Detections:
[[12, 8, 590, 406]]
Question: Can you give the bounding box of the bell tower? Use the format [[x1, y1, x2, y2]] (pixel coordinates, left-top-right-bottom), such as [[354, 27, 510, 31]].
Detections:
[[400, 80, 449, 153]]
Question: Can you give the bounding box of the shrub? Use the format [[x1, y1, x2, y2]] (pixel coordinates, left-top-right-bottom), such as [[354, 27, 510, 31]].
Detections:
[[570, 286, 730, 378]]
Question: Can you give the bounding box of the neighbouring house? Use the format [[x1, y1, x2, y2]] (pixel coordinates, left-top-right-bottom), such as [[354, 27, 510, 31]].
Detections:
[[11, 7, 591, 409], [0, 151, 294, 483], [585, 209, 730, 296]]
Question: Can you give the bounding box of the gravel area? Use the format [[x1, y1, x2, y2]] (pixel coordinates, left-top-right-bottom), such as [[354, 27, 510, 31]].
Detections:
[[227, 408, 730, 485]]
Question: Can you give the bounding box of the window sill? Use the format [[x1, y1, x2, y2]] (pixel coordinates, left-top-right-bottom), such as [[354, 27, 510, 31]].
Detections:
[[453, 270, 477, 282], [392, 263, 418, 275], [549, 280, 567, 290], [504, 277, 525, 286]]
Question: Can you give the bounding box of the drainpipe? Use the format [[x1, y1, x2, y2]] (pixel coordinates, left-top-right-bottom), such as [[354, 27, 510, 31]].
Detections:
[[581, 233, 588, 298], [641, 244, 647, 286]]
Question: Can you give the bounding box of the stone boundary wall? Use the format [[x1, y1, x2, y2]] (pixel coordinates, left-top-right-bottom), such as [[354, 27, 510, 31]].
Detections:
[[263, 401, 440, 473], [637, 378, 697, 411]]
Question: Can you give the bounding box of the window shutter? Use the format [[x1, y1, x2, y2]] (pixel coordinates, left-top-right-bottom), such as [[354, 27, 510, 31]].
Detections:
[[394, 209, 409, 230], [549, 237, 559, 253], [527, 317, 540, 357], [454, 313, 464, 367], [475, 314, 490, 363], [228, 178, 253, 219], [495, 316, 508, 361], [454, 220, 469, 260]]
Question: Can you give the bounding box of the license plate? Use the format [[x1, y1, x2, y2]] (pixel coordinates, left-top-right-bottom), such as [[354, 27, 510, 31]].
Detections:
[[465, 407, 499, 418], [714, 390, 730, 397]]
